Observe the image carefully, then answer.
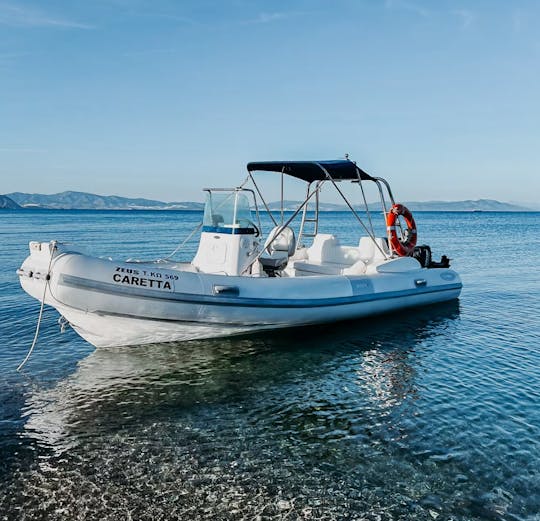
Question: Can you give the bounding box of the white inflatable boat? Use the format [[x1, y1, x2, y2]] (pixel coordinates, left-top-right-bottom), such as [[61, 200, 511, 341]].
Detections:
[[18, 159, 462, 348]]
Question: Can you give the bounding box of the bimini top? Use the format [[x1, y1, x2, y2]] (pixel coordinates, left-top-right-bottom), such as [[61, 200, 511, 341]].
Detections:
[[247, 160, 374, 183]]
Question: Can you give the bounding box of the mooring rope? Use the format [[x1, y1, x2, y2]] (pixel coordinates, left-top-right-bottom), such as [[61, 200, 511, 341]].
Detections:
[[17, 241, 57, 372]]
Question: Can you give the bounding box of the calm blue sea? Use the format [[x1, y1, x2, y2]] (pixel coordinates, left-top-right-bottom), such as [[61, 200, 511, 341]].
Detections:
[[1, 210, 539, 520]]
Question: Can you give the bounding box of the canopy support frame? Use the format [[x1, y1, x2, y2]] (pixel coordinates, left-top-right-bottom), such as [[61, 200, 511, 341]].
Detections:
[[316, 163, 390, 260]]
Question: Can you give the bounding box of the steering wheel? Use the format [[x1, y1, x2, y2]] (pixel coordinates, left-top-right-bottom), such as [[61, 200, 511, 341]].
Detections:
[[238, 219, 260, 237]]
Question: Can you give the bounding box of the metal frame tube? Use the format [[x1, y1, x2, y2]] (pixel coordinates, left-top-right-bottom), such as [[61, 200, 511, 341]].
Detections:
[[297, 182, 311, 246], [280, 169, 284, 225], [249, 182, 323, 267], [357, 174, 374, 236], [248, 172, 278, 226], [318, 164, 389, 259], [374, 177, 396, 205], [373, 176, 404, 252]]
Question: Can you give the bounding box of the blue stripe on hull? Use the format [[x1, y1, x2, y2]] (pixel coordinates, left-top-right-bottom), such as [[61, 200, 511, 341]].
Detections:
[[60, 274, 462, 309]]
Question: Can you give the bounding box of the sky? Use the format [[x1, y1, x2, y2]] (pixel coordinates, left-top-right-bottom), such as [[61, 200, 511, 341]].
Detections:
[[1, 0, 539, 204]]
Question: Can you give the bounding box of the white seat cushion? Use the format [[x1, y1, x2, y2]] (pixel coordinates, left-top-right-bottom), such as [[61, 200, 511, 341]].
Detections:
[[264, 226, 296, 256], [306, 234, 338, 262], [293, 260, 345, 275], [358, 237, 389, 261], [307, 234, 362, 264], [293, 259, 366, 276]]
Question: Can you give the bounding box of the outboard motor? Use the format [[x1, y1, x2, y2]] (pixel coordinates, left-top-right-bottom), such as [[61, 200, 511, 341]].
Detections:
[[429, 254, 451, 269], [412, 245, 451, 268], [412, 245, 432, 268]]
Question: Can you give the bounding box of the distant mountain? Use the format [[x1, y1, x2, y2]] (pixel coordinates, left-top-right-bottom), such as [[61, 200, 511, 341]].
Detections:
[[2, 191, 533, 212], [269, 199, 532, 212], [6, 191, 203, 210], [267, 200, 349, 212], [0, 195, 21, 209], [401, 199, 530, 212]]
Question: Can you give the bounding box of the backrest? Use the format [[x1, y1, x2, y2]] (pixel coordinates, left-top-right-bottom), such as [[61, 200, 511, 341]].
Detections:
[[264, 226, 296, 256], [307, 234, 339, 262], [307, 235, 362, 265], [358, 237, 389, 262]]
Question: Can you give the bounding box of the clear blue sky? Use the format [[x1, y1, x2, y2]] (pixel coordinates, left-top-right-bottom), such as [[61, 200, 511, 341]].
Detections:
[[1, 0, 539, 204]]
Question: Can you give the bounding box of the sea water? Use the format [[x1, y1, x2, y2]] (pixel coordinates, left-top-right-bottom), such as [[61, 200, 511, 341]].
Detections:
[[0, 210, 539, 520]]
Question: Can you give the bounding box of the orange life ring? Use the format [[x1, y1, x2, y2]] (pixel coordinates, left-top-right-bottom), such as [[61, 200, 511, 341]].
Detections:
[[386, 204, 417, 256]]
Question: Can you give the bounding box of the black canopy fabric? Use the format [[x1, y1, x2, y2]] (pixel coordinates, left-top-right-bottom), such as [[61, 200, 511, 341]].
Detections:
[[246, 160, 374, 183]]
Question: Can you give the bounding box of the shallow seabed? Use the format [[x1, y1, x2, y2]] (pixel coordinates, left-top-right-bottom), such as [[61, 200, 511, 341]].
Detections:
[[1, 210, 539, 520]]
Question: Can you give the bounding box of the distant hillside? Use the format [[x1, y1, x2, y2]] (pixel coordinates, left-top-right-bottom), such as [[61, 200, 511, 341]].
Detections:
[[2, 192, 533, 212], [0, 195, 21, 209], [402, 199, 530, 212], [6, 191, 203, 210], [267, 200, 349, 212], [269, 199, 531, 212]]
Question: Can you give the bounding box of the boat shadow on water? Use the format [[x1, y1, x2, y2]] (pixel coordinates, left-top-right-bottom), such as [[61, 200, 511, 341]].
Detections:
[[20, 301, 461, 454]]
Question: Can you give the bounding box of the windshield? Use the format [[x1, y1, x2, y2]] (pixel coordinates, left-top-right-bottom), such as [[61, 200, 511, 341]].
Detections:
[[202, 191, 253, 228]]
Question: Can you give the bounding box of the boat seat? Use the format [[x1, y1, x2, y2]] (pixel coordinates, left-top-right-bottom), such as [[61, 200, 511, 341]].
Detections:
[[260, 226, 296, 274], [293, 234, 366, 275], [306, 234, 339, 262], [358, 237, 389, 262], [260, 251, 288, 270], [306, 234, 362, 264], [263, 226, 296, 256], [293, 260, 344, 276], [293, 259, 366, 276]]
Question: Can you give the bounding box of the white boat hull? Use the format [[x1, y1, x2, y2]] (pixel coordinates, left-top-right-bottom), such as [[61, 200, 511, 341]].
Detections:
[[18, 242, 462, 348]]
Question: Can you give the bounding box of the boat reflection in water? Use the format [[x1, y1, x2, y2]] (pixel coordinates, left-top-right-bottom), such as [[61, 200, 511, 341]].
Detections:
[[22, 302, 460, 454]]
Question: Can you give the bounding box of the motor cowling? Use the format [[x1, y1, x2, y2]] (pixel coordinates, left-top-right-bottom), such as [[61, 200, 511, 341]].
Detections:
[[412, 245, 451, 269]]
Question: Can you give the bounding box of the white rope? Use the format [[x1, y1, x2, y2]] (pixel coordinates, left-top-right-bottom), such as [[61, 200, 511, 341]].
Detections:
[[161, 222, 203, 260], [17, 241, 57, 372]]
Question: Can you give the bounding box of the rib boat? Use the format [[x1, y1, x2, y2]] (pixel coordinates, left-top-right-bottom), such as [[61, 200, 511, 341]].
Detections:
[[18, 159, 462, 348]]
